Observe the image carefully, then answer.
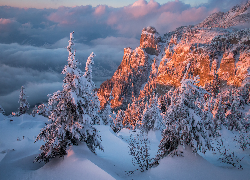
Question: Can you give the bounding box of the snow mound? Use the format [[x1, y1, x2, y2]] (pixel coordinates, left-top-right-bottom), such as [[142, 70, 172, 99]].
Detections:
[[0, 115, 250, 180]]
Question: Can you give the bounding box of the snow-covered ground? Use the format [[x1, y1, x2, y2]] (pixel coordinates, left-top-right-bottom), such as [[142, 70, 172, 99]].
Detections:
[[0, 114, 250, 180]]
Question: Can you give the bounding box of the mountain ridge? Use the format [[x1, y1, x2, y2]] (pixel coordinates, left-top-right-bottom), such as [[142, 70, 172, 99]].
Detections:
[[197, 0, 250, 29], [97, 1, 250, 110]]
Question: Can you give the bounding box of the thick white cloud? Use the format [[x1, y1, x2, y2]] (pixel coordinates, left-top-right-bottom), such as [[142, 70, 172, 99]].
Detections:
[[0, 82, 63, 115]]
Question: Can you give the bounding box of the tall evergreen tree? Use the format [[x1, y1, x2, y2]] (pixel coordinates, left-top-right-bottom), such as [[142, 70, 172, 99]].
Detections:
[[16, 86, 30, 116], [34, 32, 103, 163], [83, 52, 101, 125]]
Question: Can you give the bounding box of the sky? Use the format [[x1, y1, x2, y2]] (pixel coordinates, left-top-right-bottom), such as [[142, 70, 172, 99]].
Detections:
[[0, 0, 209, 9], [0, 0, 248, 114]]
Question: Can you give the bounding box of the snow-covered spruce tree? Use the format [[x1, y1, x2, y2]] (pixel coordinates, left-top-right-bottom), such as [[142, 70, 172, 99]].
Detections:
[[0, 105, 5, 115], [83, 52, 101, 125], [213, 88, 246, 132], [33, 95, 53, 118], [155, 75, 213, 162], [123, 99, 141, 130], [141, 95, 164, 133], [141, 103, 152, 133], [224, 89, 245, 131], [101, 91, 113, 125], [34, 32, 103, 163], [211, 88, 249, 169], [128, 130, 151, 172], [36, 103, 51, 118], [15, 86, 30, 116], [31, 105, 38, 117], [212, 95, 225, 130], [153, 96, 165, 131], [112, 109, 124, 133]]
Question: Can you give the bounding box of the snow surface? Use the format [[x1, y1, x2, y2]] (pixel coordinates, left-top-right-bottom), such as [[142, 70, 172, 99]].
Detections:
[[0, 114, 250, 180]]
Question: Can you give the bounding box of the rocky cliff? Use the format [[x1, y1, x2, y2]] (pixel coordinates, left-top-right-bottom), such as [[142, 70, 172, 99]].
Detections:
[[98, 1, 250, 111]]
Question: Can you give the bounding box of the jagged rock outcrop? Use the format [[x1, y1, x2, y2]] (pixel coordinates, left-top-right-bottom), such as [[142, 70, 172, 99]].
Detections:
[[140, 26, 161, 55], [98, 1, 250, 111], [98, 47, 150, 110]]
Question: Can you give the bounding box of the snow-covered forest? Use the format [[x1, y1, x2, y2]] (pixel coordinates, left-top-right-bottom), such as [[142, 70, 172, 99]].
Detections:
[[0, 28, 250, 179]]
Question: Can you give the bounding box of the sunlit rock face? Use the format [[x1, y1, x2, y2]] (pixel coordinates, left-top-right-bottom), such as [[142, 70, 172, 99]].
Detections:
[[140, 26, 161, 55], [98, 1, 250, 111], [98, 46, 149, 110]]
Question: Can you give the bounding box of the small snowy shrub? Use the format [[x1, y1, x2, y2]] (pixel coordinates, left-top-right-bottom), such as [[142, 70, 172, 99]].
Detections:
[[128, 130, 151, 172], [0, 105, 5, 115], [112, 109, 124, 133], [216, 139, 244, 169]]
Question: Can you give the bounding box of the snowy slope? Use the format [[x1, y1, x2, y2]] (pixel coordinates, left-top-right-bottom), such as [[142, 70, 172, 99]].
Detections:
[[0, 115, 115, 180], [0, 114, 250, 180]]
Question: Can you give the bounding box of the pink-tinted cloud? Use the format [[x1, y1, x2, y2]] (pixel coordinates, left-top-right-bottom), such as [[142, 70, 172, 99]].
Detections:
[[96, 0, 218, 35], [154, 6, 218, 33], [0, 18, 20, 38], [43, 0, 237, 37], [157, 6, 216, 25], [94, 5, 106, 16], [160, 0, 190, 13], [131, 0, 148, 7], [107, 14, 118, 25], [124, 0, 160, 18], [0, 18, 15, 24], [47, 5, 94, 25]]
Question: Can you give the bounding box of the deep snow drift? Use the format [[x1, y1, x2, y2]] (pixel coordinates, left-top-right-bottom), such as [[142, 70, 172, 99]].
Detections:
[[0, 114, 250, 180]]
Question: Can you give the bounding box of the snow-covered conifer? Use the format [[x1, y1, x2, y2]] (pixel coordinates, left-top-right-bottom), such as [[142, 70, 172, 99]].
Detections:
[[153, 96, 164, 131], [212, 95, 224, 130], [34, 32, 103, 163], [84, 52, 95, 87], [112, 109, 124, 133], [124, 99, 141, 130], [101, 91, 113, 125], [83, 52, 101, 125], [156, 75, 213, 161], [129, 131, 151, 172], [141, 95, 164, 133], [224, 89, 245, 131], [36, 103, 51, 118], [17, 86, 30, 115], [31, 105, 38, 117], [150, 59, 158, 79], [155, 124, 179, 161], [141, 103, 152, 133], [0, 105, 5, 115]]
